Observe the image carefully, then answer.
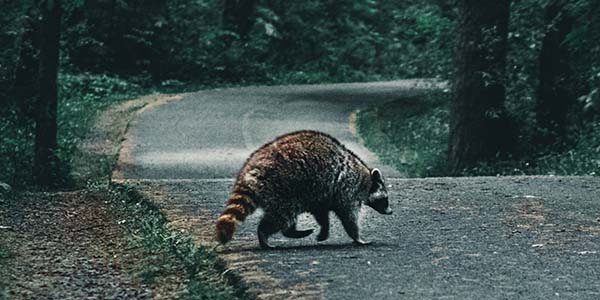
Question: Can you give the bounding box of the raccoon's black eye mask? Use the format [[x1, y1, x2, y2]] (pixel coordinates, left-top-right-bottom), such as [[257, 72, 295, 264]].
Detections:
[[369, 181, 382, 194]]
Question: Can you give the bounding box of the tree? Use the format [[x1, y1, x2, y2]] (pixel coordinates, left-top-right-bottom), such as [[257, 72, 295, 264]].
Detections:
[[34, 0, 61, 187], [448, 0, 513, 174], [13, 7, 40, 119], [535, 0, 573, 146], [222, 0, 257, 39]]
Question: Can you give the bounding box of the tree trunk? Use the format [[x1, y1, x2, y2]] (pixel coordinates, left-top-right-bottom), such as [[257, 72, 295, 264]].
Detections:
[[13, 7, 40, 120], [449, 0, 513, 174], [34, 0, 61, 187], [148, 0, 168, 83], [222, 0, 257, 39], [535, 0, 573, 146]]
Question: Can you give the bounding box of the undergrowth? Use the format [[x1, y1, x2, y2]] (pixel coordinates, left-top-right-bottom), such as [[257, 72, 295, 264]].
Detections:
[[356, 92, 450, 177], [357, 92, 600, 177], [0, 73, 145, 188]]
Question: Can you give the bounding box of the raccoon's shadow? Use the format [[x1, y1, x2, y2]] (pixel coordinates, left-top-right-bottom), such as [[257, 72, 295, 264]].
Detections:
[[218, 242, 392, 254]]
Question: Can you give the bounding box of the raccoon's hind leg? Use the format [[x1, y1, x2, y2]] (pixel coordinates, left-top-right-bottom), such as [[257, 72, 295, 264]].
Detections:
[[314, 210, 330, 242], [282, 221, 314, 239], [334, 209, 371, 246], [257, 215, 285, 249]]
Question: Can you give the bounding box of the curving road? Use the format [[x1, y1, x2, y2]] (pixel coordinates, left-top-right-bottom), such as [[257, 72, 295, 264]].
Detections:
[[116, 81, 600, 299], [113, 80, 443, 179]]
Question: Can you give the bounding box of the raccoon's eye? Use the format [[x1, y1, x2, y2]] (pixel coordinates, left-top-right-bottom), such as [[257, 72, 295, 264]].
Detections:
[[369, 182, 382, 194]]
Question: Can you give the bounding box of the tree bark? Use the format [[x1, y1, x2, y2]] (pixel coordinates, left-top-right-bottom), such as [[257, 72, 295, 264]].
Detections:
[[13, 7, 40, 119], [535, 0, 573, 146], [222, 0, 257, 39], [449, 0, 513, 174], [34, 0, 61, 187]]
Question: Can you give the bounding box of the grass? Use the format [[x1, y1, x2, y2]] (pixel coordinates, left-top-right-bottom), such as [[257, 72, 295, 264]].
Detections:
[[356, 92, 450, 177], [102, 183, 251, 299], [56, 73, 146, 186], [356, 91, 600, 177]]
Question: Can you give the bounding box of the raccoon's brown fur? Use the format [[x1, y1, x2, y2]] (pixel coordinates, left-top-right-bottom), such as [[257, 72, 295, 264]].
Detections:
[[215, 130, 391, 249]]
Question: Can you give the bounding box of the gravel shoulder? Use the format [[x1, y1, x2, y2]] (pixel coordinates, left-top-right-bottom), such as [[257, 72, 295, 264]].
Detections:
[[0, 191, 156, 299]]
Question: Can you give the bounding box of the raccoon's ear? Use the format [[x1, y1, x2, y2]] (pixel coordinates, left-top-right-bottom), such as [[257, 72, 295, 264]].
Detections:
[[370, 168, 382, 182]]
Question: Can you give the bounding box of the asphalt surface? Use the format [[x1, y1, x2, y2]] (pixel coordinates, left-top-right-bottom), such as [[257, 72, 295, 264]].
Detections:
[[117, 81, 600, 299], [116, 80, 443, 179]]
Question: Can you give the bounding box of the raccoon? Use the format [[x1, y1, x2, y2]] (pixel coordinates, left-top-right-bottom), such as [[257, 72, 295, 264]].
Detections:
[[215, 130, 392, 249]]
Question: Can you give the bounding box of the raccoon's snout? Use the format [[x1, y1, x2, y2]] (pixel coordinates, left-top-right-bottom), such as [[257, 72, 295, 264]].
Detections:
[[367, 195, 392, 215], [377, 200, 393, 215], [368, 201, 392, 215]]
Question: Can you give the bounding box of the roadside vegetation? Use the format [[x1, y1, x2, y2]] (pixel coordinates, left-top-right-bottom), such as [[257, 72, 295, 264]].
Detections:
[[357, 91, 600, 177], [106, 183, 251, 299], [0, 87, 252, 298]]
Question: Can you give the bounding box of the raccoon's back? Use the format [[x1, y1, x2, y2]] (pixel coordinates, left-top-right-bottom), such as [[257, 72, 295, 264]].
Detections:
[[236, 131, 366, 198]]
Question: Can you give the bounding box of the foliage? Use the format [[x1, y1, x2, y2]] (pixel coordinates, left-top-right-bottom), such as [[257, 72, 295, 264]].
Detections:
[[56, 73, 143, 182], [357, 92, 450, 177], [56, 0, 457, 84], [250, 0, 457, 82]]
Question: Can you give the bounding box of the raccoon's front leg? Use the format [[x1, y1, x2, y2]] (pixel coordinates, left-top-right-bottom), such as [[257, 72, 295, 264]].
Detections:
[[335, 209, 371, 246], [314, 210, 330, 241]]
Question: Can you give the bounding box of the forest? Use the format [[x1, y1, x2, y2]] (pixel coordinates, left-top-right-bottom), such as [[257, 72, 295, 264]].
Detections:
[[1, 0, 599, 188]]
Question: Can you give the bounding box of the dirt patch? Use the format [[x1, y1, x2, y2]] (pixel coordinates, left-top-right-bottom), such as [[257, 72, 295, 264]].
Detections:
[[0, 191, 176, 299]]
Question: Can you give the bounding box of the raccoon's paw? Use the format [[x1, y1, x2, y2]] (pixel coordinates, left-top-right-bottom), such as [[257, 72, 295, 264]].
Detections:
[[352, 239, 372, 246], [259, 241, 275, 250], [316, 231, 329, 242], [258, 233, 275, 250]]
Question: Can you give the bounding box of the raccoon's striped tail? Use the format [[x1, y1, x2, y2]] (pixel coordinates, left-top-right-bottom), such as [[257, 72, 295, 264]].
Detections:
[[215, 190, 257, 244]]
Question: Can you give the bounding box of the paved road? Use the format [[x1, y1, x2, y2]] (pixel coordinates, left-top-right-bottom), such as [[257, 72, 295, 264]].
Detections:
[[116, 80, 442, 179], [117, 81, 600, 299]]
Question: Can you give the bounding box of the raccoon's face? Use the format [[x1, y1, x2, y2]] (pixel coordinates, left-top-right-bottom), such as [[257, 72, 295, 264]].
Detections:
[[366, 168, 392, 215]]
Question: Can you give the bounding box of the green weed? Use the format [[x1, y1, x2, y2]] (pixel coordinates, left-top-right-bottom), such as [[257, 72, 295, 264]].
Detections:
[[356, 92, 449, 177], [106, 183, 252, 299]]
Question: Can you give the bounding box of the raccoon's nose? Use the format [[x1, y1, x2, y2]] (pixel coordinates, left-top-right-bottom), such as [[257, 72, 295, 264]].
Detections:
[[384, 207, 393, 215]]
